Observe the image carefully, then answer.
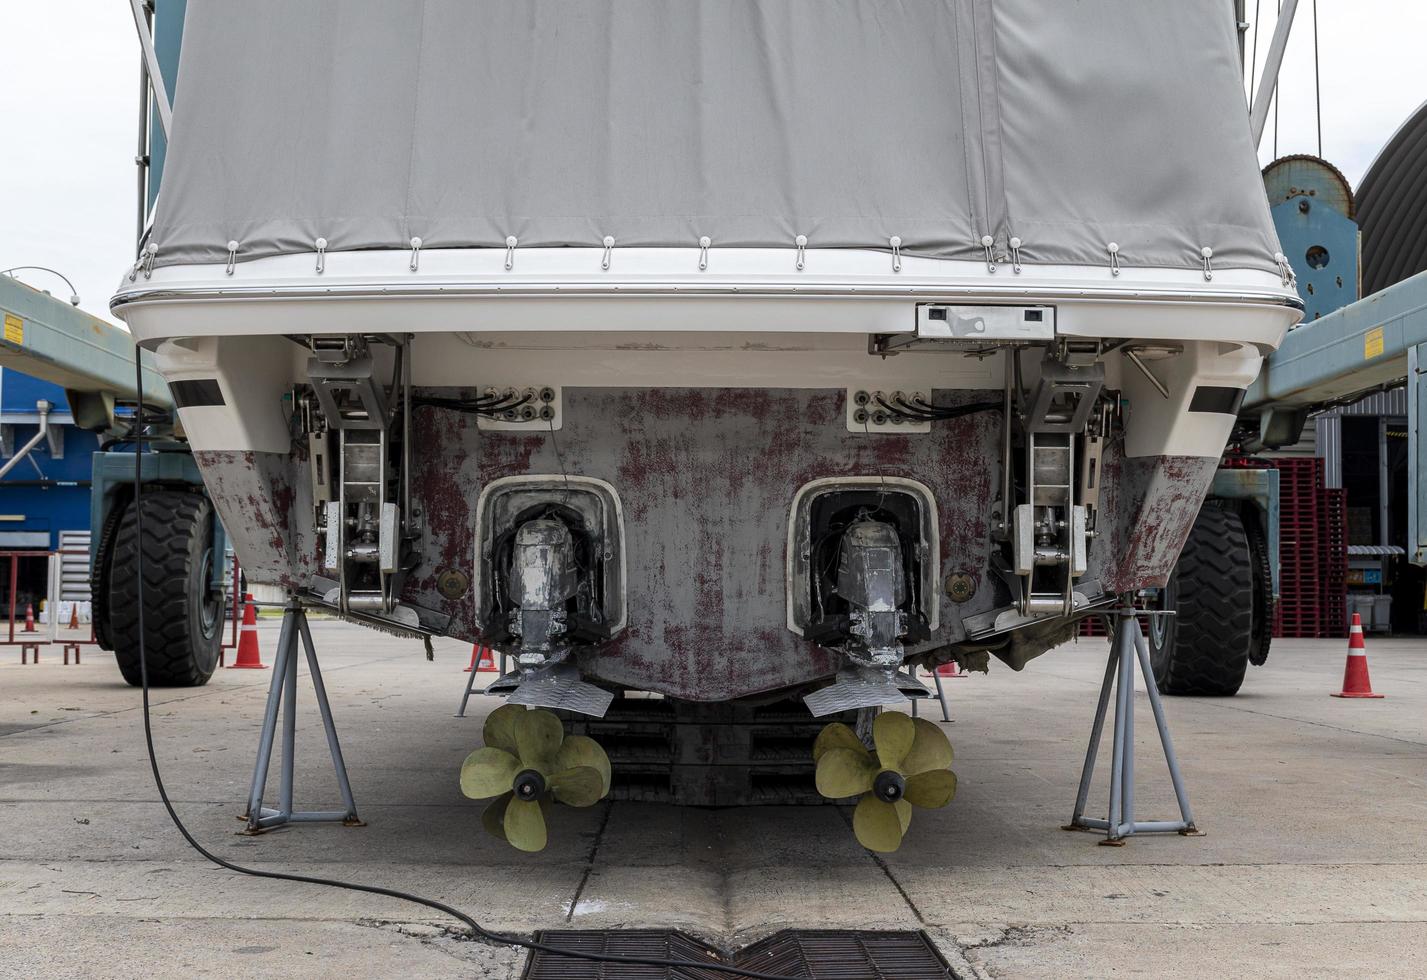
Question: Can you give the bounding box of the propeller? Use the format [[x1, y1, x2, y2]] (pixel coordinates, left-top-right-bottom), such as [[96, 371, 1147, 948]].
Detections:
[[460, 703, 611, 852], [813, 711, 957, 853]]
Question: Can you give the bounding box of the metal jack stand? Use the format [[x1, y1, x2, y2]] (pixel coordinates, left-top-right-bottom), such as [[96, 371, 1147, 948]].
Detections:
[[1064, 606, 1200, 845], [910, 669, 952, 722], [455, 648, 507, 718], [242, 601, 363, 833]]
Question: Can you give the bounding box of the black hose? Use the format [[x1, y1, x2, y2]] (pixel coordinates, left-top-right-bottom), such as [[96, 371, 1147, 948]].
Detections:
[[129, 353, 792, 978]]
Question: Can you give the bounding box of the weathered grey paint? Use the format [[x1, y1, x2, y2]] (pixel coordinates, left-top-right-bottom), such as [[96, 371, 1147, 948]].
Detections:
[[189, 390, 1217, 700], [406, 388, 999, 701], [193, 449, 314, 591], [1093, 452, 1221, 593]]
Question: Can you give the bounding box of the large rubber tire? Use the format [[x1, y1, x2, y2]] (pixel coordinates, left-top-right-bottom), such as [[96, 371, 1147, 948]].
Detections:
[[1245, 507, 1274, 667], [1148, 505, 1253, 696], [88, 495, 127, 651], [111, 491, 223, 687]]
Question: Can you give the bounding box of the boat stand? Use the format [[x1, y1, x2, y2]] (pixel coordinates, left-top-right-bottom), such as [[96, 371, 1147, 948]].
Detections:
[[454, 648, 508, 718], [910, 669, 952, 722], [242, 601, 363, 833], [1064, 606, 1200, 845]]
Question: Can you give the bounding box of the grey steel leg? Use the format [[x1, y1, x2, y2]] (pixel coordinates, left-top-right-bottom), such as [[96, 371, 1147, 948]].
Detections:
[[1120, 618, 1136, 840], [1106, 623, 1130, 841], [931, 670, 952, 722], [245, 611, 295, 828], [278, 621, 298, 818], [298, 612, 361, 823], [455, 651, 482, 718], [1067, 635, 1120, 829], [1133, 623, 1198, 832]]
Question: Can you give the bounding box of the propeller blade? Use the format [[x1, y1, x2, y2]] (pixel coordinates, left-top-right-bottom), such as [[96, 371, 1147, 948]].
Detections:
[[873, 711, 915, 771], [903, 768, 958, 809], [483, 703, 525, 755], [549, 765, 606, 807], [460, 746, 521, 800], [504, 796, 548, 852], [815, 747, 877, 798], [481, 791, 513, 841], [553, 734, 612, 796], [899, 718, 954, 776], [895, 798, 912, 834], [515, 708, 565, 772], [853, 795, 908, 853], [813, 722, 868, 763]]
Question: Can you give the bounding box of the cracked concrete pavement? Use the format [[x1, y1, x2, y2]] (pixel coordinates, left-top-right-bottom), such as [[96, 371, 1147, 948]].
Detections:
[[2, 620, 1425, 977]]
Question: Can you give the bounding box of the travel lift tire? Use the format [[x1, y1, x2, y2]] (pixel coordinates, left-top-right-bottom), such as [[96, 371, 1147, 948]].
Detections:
[[108, 491, 224, 687], [1147, 504, 1255, 697]]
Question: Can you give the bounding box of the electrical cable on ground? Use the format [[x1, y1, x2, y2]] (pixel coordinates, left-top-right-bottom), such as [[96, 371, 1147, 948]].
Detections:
[[128, 351, 794, 979]]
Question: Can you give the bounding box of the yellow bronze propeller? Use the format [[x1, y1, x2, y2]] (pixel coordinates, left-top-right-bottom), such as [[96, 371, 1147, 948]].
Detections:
[[813, 712, 957, 852], [460, 703, 611, 852]]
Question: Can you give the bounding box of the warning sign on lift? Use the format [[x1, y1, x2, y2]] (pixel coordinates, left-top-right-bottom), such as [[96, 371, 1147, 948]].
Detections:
[[1358, 328, 1381, 362], [3, 313, 22, 345]]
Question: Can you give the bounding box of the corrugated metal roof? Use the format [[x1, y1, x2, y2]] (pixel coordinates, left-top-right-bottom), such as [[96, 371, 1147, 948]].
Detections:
[[1357, 99, 1427, 296], [1315, 387, 1408, 418]]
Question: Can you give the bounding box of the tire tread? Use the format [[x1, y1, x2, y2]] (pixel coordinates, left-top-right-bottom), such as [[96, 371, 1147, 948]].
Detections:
[[1154, 505, 1253, 696], [110, 491, 220, 687]]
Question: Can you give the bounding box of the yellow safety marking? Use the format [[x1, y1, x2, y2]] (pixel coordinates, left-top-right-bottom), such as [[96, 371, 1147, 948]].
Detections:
[[1358, 328, 1381, 362], [2, 313, 22, 345]]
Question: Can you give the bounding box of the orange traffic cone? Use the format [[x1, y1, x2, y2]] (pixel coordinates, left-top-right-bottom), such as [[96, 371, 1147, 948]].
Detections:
[[22, 603, 35, 632], [1331, 613, 1384, 698], [228, 593, 268, 669], [68, 604, 80, 631], [464, 644, 497, 673], [935, 662, 966, 678]]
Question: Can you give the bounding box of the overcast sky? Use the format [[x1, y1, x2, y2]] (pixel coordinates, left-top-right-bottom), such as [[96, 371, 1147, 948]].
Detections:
[[3, 1, 1425, 321]]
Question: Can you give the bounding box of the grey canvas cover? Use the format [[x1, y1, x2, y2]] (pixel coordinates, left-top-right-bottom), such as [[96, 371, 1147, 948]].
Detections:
[[150, 0, 1281, 274]]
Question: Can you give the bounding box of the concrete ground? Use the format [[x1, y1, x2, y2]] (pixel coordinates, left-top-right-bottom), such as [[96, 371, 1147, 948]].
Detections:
[[2, 622, 1424, 979]]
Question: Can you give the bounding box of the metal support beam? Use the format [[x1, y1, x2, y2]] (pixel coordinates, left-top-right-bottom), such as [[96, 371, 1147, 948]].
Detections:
[[1249, 0, 1299, 149], [0, 402, 51, 481], [128, 0, 173, 139], [1410, 345, 1427, 564], [243, 602, 363, 832], [1064, 607, 1199, 844]]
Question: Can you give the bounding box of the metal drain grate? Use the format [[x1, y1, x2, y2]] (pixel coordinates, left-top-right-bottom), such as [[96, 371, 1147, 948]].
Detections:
[[522, 929, 953, 979]]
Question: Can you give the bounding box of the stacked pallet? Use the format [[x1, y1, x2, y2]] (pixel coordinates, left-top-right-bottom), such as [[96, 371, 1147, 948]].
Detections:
[[1076, 457, 1344, 640], [1320, 488, 1349, 638], [1270, 458, 1326, 638]]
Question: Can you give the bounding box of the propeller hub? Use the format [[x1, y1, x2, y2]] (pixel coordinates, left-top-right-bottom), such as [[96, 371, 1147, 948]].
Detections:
[[513, 769, 546, 801], [872, 769, 906, 803]]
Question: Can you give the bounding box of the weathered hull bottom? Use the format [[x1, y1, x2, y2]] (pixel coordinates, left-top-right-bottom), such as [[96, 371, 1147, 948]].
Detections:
[[194, 386, 1219, 702]]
